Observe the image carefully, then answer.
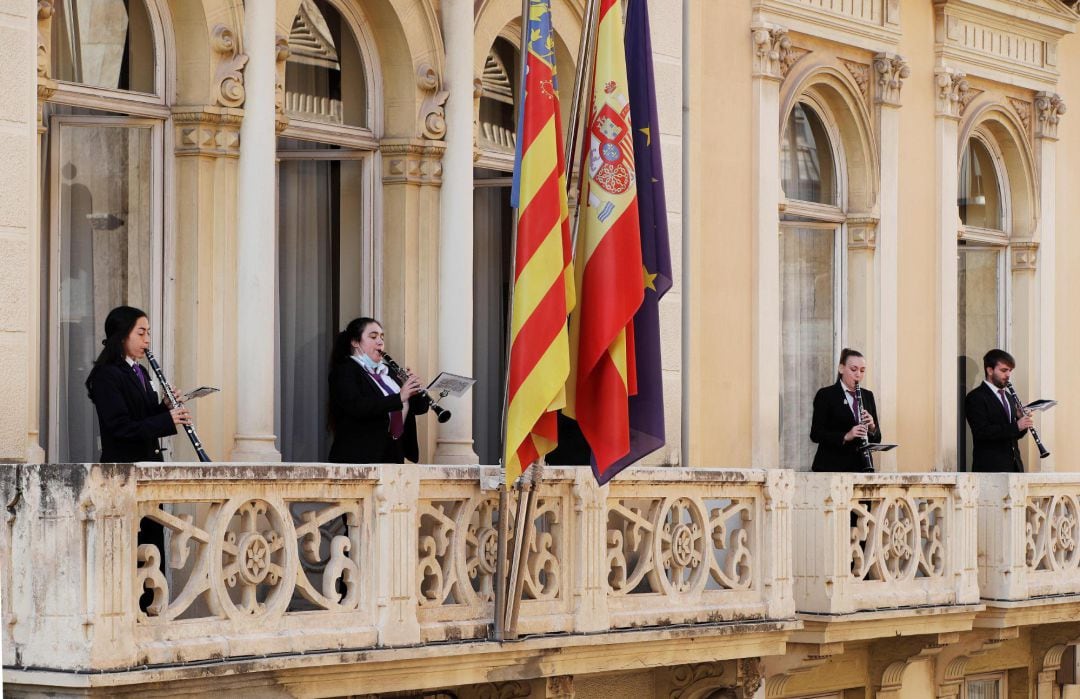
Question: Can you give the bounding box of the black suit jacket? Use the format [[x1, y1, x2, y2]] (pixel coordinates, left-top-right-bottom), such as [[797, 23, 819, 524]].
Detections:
[[965, 382, 1027, 473], [327, 359, 429, 464], [88, 361, 177, 462], [810, 381, 881, 472]]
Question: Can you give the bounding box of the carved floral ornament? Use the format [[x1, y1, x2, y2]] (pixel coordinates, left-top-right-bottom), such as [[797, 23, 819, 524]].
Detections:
[[873, 53, 910, 106], [935, 69, 970, 118], [1035, 91, 1067, 139], [751, 27, 810, 81]]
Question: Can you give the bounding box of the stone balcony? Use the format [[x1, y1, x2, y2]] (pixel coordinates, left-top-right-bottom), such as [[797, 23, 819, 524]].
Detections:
[[3, 465, 1079, 696]]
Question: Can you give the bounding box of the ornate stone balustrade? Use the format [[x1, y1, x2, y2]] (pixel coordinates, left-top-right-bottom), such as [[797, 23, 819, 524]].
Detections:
[[0, 464, 795, 673], [792, 473, 981, 616], [977, 473, 1080, 603]]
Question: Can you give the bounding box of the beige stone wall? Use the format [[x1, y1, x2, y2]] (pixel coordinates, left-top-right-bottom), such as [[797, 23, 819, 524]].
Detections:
[[0, 0, 35, 462]]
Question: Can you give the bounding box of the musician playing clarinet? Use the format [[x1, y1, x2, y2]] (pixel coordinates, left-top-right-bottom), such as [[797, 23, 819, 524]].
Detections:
[[327, 317, 429, 464], [964, 349, 1033, 473], [810, 348, 882, 472]]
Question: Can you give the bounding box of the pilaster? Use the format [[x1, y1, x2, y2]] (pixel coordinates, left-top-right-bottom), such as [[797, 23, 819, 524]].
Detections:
[[374, 464, 421, 645], [933, 66, 968, 471]]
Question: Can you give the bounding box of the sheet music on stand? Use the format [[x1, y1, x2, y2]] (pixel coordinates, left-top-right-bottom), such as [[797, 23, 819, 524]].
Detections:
[[863, 443, 898, 453], [1024, 399, 1057, 413], [427, 372, 476, 400], [181, 386, 220, 402]]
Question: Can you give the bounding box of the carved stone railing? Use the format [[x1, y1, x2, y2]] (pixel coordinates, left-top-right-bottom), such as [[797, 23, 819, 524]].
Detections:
[[0, 464, 794, 673], [978, 474, 1080, 602], [792, 473, 980, 615]]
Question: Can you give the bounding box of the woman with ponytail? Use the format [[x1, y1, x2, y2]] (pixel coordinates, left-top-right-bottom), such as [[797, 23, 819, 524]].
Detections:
[[327, 317, 428, 463], [85, 305, 191, 462]]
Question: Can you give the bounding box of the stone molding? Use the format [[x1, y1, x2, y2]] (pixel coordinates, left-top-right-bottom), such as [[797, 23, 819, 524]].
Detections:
[[847, 217, 879, 250], [1012, 241, 1039, 271], [381, 139, 446, 185], [211, 24, 248, 109], [752, 0, 900, 54], [173, 107, 244, 158], [935, 68, 970, 119], [1035, 91, 1066, 140], [417, 63, 450, 141], [873, 53, 910, 107]]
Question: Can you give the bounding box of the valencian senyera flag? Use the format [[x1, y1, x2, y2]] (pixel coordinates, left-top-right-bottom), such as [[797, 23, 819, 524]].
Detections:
[[565, 0, 644, 484], [504, 0, 576, 486], [601, 0, 673, 480]]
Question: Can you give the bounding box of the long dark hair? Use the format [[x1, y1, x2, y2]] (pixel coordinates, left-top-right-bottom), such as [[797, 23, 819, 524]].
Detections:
[[330, 316, 379, 367], [85, 305, 147, 397], [328, 317, 380, 433]]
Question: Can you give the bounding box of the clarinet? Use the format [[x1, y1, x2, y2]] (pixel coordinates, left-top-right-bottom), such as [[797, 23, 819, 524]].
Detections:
[[378, 352, 452, 424], [144, 350, 212, 462], [853, 381, 875, 473], [1005, 380, 1050, 459]]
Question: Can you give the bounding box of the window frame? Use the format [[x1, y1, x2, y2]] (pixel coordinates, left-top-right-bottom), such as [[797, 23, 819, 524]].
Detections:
[[963, 671, 1008, 699]]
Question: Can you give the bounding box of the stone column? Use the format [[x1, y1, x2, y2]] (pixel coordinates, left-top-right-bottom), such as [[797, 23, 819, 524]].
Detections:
[[872, 53, 908, 472], [232, 1, 281, 462], [434, 0, 478, 463], [0, 2, 37, 462], [1033, 92, 1064, 471], [933, 67, 968, 472], [1010, 242, 1038, 465], [381, 139, 446, 461], [749, 25, 786, 469]]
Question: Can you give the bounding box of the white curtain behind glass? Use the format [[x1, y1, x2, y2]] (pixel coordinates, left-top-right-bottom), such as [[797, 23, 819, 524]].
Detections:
[[780, 227, 836, 470], [278, 159, 335, 462]]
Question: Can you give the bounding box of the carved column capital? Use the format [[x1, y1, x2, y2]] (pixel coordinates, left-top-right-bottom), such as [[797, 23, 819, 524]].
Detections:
[[934, 68, 969, 119], [1035, 91, 1066, 140], [848, 217, 880, 250], [211, 24, 248, 108], [381, 139, 446, 185], [173, 107, 244, 158], [873, 53, 910, 107], [751, 26, 790, 81], [1011, 241, 1039, 271]]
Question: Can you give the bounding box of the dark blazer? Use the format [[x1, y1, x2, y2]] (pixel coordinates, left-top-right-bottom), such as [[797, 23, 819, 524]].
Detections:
[[965, 382, 1027, 473], [810, 380, 881, 472], [88, 361, 177, 462], [327, 359, 429, 464]]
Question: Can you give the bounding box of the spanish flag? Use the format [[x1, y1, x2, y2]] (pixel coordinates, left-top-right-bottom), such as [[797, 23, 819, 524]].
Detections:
[[504, 0, 576, 485], [564, 0, 644, 482]]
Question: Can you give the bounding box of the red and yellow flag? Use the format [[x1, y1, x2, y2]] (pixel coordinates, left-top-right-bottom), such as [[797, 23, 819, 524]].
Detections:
[[504, 0, 576, 485], [565, 0, 644, 478]]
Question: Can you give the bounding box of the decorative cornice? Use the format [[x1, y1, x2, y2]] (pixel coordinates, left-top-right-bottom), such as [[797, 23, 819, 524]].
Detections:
[[935, 68, 970, 119], [211, 24, 248, 109], [840, 59, 871, 105], [873, 53, 910, 106], [173, 107, 244, 158], [1035, 91, 1066, 139], [1011, 241, 1038, 271], [380, 139, 446, 185], [416, 63, 449, 141], [1007, 96, 1033, 136]]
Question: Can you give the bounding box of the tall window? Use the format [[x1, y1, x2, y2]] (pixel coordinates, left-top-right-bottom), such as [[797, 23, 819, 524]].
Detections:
[[964, 673, 1006, 699], [277, 0, 376, 461], [779, 102, 843, 470], [43, 0, 164, 462], [957, 135, 1009, 471]]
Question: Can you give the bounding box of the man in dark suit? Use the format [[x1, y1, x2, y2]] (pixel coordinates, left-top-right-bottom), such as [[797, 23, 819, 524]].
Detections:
[[964, 349, 1033, 473], [810, 348, 881, 472]]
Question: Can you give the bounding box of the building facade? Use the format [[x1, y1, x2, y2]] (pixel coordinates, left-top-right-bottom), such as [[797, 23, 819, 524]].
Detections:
[[3, 0, 1080, 697]]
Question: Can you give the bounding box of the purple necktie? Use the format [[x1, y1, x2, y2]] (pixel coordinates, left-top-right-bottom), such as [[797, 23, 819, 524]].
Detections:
[[998, 389, 1012, 421], [368, 370, 405, 439], [846, 391, 858, 419], [133, 363, 150, 391]]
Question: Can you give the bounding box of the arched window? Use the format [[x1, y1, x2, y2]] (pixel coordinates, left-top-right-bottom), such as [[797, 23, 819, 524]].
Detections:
[[957, 130, 1013, 471], [779, 100, 844, 470], [277, 0, 377, 461], [42, 0, 167, 462]]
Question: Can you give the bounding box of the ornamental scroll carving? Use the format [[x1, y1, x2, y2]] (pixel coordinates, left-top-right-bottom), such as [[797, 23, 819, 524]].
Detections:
[[417, 63, 449, 140], [873, 53, 909, 106], [1026, 494, 1079, 572], [417, 495, 500, 607], [1035, 92, 1066, 140], [211, 24, 248, 108], [751, 27, 809, 80], [850, 492, 946, 582], [607, 495, 753, 597], [135, 497, 364, 622], [935, 69, 969, 119]]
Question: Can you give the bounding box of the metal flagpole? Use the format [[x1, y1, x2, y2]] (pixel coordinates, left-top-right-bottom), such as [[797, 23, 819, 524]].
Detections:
[[493, 0, 533, 643], [566, 0, 601, 253]]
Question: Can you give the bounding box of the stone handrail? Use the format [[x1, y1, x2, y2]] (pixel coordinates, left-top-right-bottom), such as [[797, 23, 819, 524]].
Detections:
[[792, 472, 980, 616], [0, 464, 795, 672], [977, 473, 1080, 602]]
